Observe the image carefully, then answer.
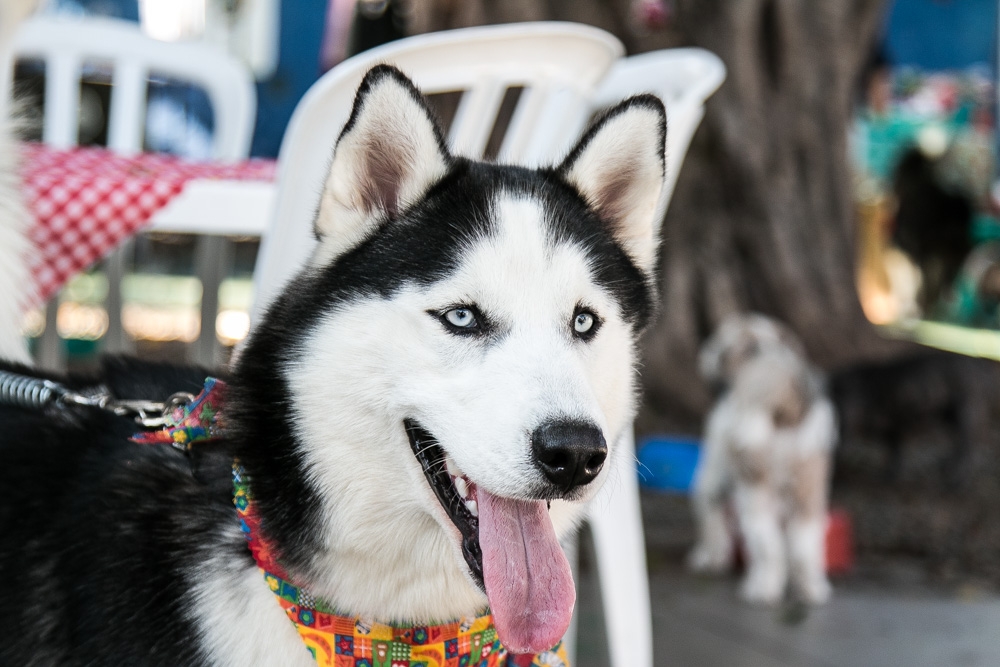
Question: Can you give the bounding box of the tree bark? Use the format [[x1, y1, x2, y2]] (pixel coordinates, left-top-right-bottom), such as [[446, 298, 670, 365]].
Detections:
[[638, 0, 896, 429]]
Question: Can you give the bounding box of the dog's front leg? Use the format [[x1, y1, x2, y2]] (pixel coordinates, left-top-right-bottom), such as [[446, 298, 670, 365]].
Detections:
[[786, 441, 832, 604], [789, 400, 836, 604], [688, 487, 734, 574], [733, 481, 786, 605], [688, 411, 735, 573], [787, 514, 831, 605]]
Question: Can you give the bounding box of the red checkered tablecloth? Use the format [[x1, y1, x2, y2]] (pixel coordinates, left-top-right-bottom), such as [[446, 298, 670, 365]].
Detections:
[[20, 142, 277, 304]]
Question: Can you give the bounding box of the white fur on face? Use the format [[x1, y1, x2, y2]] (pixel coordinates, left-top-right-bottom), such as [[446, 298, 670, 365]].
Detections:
[[285, 193, 639, 622]]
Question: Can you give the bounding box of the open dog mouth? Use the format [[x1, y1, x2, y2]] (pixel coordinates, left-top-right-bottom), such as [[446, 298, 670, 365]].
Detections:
[[404, 419, 484, 587], [403, 418, 576, 655]]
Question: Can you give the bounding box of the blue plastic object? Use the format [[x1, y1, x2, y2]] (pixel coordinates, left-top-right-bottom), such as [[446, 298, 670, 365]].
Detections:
[[637, 436, 702, 494]]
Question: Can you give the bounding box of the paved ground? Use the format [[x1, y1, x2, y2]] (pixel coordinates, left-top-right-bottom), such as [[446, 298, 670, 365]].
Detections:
[[573, 501, 1000, 667]]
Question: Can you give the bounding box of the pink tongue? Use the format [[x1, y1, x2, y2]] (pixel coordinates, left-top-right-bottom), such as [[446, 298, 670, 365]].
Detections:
[[477, 487, 576, 654]]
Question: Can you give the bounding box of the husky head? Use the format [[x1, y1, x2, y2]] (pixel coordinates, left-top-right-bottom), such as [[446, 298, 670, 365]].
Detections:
[[232, 65, 665, 653]]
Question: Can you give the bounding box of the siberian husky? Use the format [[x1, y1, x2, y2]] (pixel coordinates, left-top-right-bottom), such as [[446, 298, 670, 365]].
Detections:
[[0, 64, 666, 665]]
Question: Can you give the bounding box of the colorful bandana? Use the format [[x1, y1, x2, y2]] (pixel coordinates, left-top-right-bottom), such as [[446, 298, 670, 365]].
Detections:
[[233, 465, 570, 667], [130, 377, 225, 448]]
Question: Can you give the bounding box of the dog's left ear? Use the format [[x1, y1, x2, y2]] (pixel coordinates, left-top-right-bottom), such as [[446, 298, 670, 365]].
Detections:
[[315, 64, 450, 260], [558, 95, 666, 274]]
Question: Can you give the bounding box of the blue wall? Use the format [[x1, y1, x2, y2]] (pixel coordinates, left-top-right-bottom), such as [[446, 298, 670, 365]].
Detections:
[[250, 0, 328, 157], [52, 0, 330, 158], [885, 0, 997, 74]]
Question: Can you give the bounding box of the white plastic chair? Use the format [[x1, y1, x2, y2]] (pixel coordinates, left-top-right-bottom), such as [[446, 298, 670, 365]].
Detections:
[[584, 46, 725, 667], [10, 16, 257, 368], [592, 48, 726, 222], [13, 16, 255, 159]]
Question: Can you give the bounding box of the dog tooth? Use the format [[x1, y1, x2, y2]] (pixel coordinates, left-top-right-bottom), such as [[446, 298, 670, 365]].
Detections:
[[454, 476, 469, 499], [465, 499, 478, 517]]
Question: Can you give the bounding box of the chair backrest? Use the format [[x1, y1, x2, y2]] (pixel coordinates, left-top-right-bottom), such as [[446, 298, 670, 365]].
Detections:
[[12, 16, 256, 160], [591, 48, 726, 223], [250, 22, 624, 319]]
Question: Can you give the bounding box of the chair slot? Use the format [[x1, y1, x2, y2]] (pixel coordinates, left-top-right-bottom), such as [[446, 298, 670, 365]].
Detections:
[[447, 77, 506, 159]]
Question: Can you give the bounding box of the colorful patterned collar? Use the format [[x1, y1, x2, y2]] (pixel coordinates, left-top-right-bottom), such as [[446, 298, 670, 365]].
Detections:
[[131, 377, 569, 666], [129, 376, 226, 448], [232, 466, 570, 667]]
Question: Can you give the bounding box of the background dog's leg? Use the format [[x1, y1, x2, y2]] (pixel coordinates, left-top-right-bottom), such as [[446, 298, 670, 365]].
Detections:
[[688, 486, 733, 573], [787, 452, 831, 604], [734, 482, 786, 604], [787, 515, 831, 605], [688, 428, 734, 573]]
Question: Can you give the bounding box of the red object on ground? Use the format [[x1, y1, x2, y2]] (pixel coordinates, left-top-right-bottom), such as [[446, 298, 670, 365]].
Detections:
[[19, 142, 276, 304], [825, 508, 854, 575]]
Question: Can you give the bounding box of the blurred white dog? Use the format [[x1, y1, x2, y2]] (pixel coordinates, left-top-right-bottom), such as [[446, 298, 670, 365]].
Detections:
[[688, 313, 836, 604]]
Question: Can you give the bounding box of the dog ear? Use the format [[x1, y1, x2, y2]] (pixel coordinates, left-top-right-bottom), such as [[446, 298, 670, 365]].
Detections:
[[558, 95, 666, 274], [314, 64, 450, 260]]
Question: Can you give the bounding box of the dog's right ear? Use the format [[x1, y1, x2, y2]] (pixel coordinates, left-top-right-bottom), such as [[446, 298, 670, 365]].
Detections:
[[314, 65, 450, 260]]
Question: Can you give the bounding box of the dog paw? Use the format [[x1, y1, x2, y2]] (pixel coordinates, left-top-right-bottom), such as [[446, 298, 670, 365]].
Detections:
[[798, 577, 832, 605], [740, 573, 784, 605], [687, 544, 730, 574]]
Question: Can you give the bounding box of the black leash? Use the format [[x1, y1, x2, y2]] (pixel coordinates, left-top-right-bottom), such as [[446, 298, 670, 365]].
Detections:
[[0, 368, 194, 428]]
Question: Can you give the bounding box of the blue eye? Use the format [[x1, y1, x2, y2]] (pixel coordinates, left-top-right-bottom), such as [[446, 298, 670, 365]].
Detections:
[[574, 312, 594, 333], [572, 308, 600, 340], [435, 305, 486, 336], [445, 308, 477, 329]]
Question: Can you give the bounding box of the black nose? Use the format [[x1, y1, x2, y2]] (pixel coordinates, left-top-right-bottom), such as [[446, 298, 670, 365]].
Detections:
[[531, 420, 608, 492]]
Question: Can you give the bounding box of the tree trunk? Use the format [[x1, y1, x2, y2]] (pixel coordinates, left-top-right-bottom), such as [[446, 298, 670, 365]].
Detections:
[[638, 0, 898, 429]]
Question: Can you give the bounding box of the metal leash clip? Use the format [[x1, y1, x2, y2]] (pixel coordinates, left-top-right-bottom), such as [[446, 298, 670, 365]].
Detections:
[[1, 368, 195, 430], [64, 391, 196, 429]]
